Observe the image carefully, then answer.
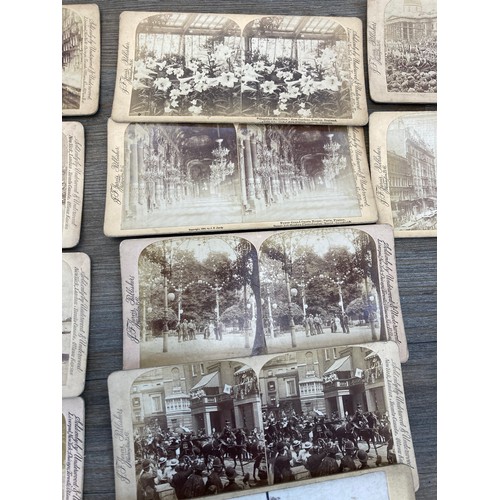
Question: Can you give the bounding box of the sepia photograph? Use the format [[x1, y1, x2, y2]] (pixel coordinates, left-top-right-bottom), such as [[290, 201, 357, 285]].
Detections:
[[241, 16, 353, 119], [62, 121, 85, 248], [105, 120, 376, 237], [369, 111, 436, 237], [121, 226, 408, 371], [62, 252, 91, 398], [62, 6, 84, 110], [367, 0, 437, 103], [259, 228, 386, 356], [108, 342, 418, 499], [62, 4, 100, 116], [130, 361, 267, 498], [260, 346, 398, 487], [135, 235, 261, 367], [112, 12, 367, 124]]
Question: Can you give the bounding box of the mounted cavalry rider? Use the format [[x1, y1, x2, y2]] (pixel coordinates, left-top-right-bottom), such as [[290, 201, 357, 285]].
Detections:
[[220, 421, 236, 445], [351, 405, 369, 430]]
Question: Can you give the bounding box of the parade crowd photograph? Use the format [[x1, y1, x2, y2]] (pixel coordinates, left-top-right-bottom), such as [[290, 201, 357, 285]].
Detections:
[[384, 0, 437, 94], [131, 345, 397, 499]]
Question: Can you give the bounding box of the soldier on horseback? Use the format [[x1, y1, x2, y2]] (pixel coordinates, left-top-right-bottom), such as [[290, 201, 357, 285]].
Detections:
[[351, 405, 368, 430]]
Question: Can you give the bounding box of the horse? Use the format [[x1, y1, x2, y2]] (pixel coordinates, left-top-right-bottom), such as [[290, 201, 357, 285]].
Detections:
[[328, 421, 358, 452], [221, 433, 248, 475], [246, 434, 266, 480], [347, 412, 381, 456], [355, 424, 379, 456], [201, 438, 224, 467]]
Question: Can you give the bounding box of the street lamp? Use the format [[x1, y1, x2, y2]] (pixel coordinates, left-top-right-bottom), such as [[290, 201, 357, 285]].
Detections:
[[333, 278, 345, 315], [142, 305, 153, 342], [163, 291, 175, 352], [266, 294, 276, 338], [289, 287, 298, 347], [369, 295, 376, 341], [245, 302, 252, 348]]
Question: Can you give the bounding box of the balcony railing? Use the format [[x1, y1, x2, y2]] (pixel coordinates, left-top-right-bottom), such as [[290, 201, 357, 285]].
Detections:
[[322, 376, 364, 389]]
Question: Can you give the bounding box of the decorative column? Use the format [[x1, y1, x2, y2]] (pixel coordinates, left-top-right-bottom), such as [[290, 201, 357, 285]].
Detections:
[[239, 135, 248, 210], [203, 412, 212, 435], [250, 136, 264, 210], [336, 395, 345, 418], [243, 136, 256, 210], [137, 138, 146, 207]]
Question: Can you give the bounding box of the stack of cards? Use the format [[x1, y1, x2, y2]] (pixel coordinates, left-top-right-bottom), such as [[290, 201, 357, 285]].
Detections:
[[58, 3, 437, 499], [366, 0, 437, 237], [62, 3, 100, 499]]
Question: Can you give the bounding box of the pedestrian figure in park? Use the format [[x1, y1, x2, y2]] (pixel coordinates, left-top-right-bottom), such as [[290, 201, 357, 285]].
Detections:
[[314, 314, 324, 334], [187, 320, 196, 340], [178, 319, 189, 342], [338, 313, 347, 333], [330, 314, 337, 333], [303, 316, 311, 337], [307, 314, 316, 335], [343, 312, 350, 333], [208, 320, 215, 339], [215, 321, 223, 341]]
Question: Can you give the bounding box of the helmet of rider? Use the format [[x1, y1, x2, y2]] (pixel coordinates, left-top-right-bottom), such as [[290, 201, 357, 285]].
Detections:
[[357, 450, 368, 463]]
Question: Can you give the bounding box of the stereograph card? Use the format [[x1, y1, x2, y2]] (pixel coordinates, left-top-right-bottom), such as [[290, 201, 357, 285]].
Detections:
[[62, 252, 91, 398], [104, 119, 378, 237], [62, 121, 85, 248], [111, 12, 368, 125], [119, 225, 408, 373], [108, 341, 418, 500], [369, 111, 437, 238], [367, 0, 437, 103], [62, 397, 85, 500], [62, 3, 101, 116]]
